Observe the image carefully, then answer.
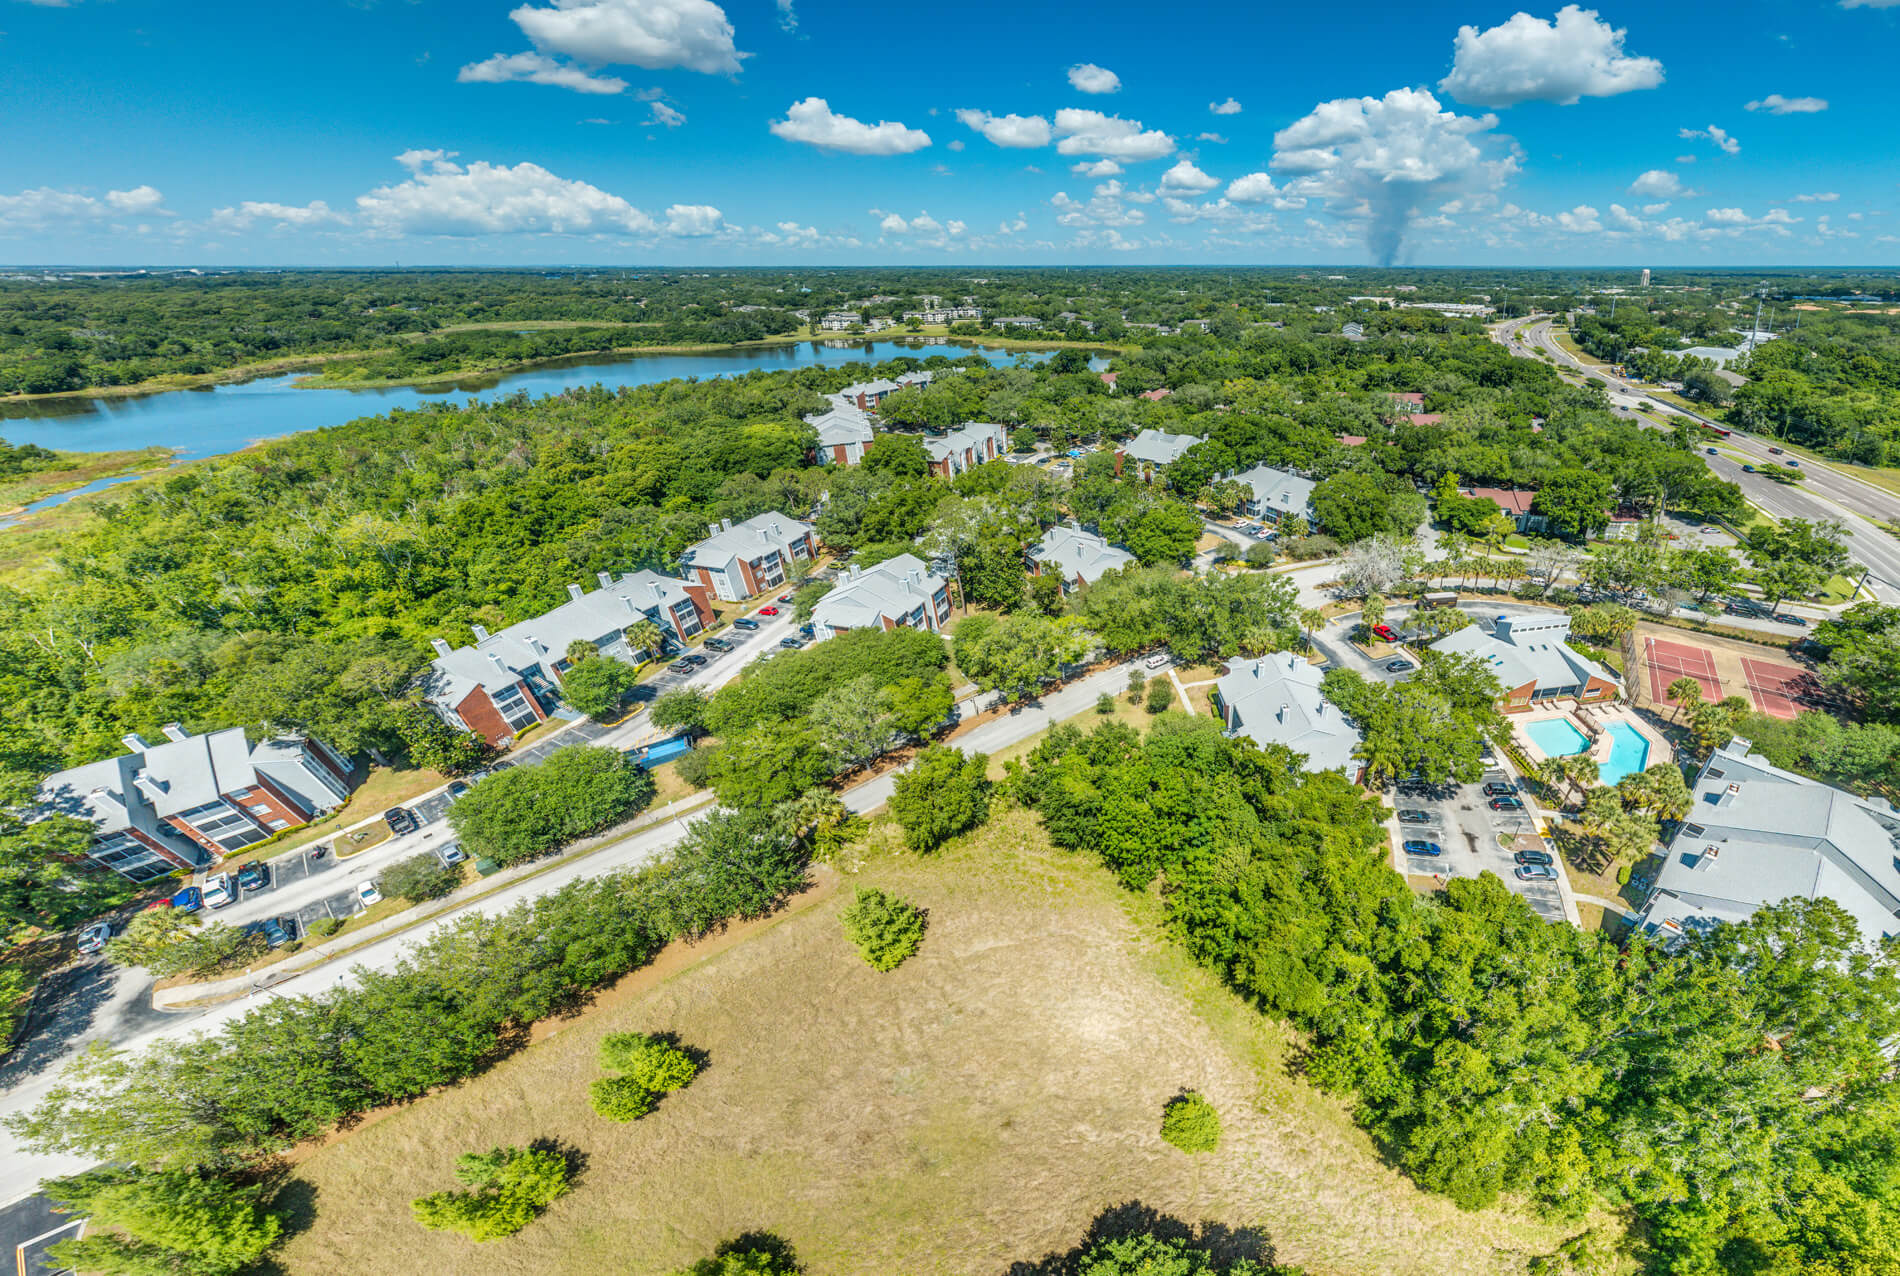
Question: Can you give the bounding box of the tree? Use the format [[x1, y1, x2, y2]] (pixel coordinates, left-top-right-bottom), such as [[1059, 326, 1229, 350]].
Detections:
[[1027, 571, 1066, 616], [1530, 469, 1614, 539], [650, 686, 710, 734], [104, 908, 202, 975], [1124, 501, 1203, 566], [840, 887, 927, 970], [1311, 471, 1411, 542], [559, 655, 640, 720], [807, 674, 896, 771], [1072, 1231, 1291, 1275], [448, 745, 655, 864], [379, 852, 461, 902], [411, 1146, 571, 1242], [953, 612, 1095, 702], [673, 1236, 803, 1276], [1666, 676, 1703, 722], [600, 1031, 700, 1093], [1009, 426, 1037, 453], [1754, 555, 1822, 614], [396, 704, 492, 775], [44, 1166, 283, 1276], [884, 673, 955, 738], [1682, 367, 1733, 406], [1359, 593, 1386, 641], [1126, 668, 1147, 703], [1145, 676, 1176, 713], [1814, 603, 1900, 721], [625, 618, 667, 660], [791, 579, 833, 622], [1669, 546, 1737, 602], [707, 722, 833, 808], [1160, 1092, 1221, 1153], [0, 800, 129, 932], [889, 745, 991, 852], [1336, 534, 1419, 597]]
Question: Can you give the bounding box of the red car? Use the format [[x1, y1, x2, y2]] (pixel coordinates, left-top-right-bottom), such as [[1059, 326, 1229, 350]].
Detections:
[[777, 592, 795, 603], [1372, 623, 1398, 642], [758, 605, 780, 617]]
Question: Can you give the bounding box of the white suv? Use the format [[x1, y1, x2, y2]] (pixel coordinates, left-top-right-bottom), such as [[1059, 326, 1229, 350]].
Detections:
[[202, 873, 235, 909]]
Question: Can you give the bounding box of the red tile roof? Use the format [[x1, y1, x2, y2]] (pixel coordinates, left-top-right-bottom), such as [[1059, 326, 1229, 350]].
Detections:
[[1467, 487, 1537, 516], [1100, 371, 1118, 385], [1411, 413, 1444, 426], [1140, 387, 1172, 401], [1393, 392, 1426, 405], [1338, 434, 1368, 447]]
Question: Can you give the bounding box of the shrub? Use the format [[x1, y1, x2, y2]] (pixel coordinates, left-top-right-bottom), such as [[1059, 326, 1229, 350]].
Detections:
[[1243, 541, 1277, 567], [1280, 535, 1340, 561], [1160, 1092, 1221, 1153], [379, 852, 461, 903], [588, 1075, 657, 1122], [1126, 668, 1147, 704], [674, 1235, 803, 1275], [1096, 692, 1116, 715], [672, 747, 714, 790], [319, 917, 348, 938], [411, 1146, 570, 1241], [599, 1032, 700, 1093], [840, 888, 926, 971], [1145, 677, 1176, 713], [889, 745, 992, 853]]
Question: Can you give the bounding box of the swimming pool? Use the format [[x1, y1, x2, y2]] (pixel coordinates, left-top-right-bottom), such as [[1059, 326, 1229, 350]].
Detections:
[[1523, 717, 1590, 758], [1520, 717, 1651, 786]]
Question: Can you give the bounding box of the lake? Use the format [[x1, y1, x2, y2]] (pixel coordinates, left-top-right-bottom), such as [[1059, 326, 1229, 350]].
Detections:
[[0, 339, 1076, 460]]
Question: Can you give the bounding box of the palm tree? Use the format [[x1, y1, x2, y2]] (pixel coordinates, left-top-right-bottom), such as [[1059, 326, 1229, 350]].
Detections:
[[1297, 607, 1327, 650], [1561, 754, 1600, 805], [1665, 676, 1702, 722], [625, 619, 666, 661], [564, 638, 596, 667]]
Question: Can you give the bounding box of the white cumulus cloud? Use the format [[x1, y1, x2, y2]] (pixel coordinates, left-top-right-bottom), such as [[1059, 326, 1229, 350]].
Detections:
[[1159, 159, 1220, 193], [1745, 93, 1827, 114], [1209, 97, 1242, 115], [457, 51, 628, 94], [1224, 172, 1279, 204], [0, 185, 172, 231], [210, 200, 349, 231], [508, 0, 744, 74], [1628, 169, 1695, 198], [1439, 5, 1663, 107], [1793, 191, 1840, 202], [1053, 108, 1174, 162], [1271, 87, 1516, 263], [1070, 159, 1123, 177], [664, 204, 723, 235], [648, 101, 685, 127], [770, 98, 931, 155], [954, 109, 1052, 148], [356, 152, 659, 236], [1680, 124, 1740, 155], [1067, 63, 1121, 94]]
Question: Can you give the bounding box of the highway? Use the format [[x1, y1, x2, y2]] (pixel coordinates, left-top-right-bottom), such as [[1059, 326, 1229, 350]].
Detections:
[[1494, 316, 1900, 601]]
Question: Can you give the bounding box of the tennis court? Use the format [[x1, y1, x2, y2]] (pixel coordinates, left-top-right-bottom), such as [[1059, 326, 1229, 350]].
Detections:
[[1741, 657, 1816, 720], [1644, 636, 1723, 705]]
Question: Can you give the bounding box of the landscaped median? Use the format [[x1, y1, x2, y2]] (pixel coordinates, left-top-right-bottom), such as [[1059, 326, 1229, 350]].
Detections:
[[152, 788, 717, 1010]]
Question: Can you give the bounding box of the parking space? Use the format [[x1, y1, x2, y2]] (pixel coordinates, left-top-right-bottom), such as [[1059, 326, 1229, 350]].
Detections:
[[1389, 770, 1567, 922]]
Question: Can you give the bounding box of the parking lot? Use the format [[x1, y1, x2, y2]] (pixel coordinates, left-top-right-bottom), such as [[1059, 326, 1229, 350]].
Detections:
[[1389, 768, 1568, 923]]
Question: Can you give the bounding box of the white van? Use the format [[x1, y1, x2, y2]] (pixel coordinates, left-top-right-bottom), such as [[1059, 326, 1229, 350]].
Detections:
[[1144, 652, 1171, 670], [202, 873, 235, 909]]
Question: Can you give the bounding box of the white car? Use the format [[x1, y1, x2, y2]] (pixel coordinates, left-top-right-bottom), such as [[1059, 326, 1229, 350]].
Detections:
[[356, 881, 383, 909], [202, 873, 235, 909], [1144, 652, 1171, 670]]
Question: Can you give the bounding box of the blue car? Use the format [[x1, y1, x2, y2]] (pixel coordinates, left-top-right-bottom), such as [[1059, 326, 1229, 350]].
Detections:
[[1402, 840, 1444, 857], [170, 886, 203, 913]]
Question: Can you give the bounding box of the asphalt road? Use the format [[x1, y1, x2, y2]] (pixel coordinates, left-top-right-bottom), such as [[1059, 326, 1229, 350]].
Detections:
[[1497, 316, 1900, 600]]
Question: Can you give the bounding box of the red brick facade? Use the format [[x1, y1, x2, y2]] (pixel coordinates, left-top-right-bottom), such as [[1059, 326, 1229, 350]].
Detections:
[[456, 677, 546, 744]]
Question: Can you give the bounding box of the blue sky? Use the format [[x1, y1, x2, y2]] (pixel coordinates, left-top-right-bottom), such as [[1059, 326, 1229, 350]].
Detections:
[[2, 0, 1896, 265]]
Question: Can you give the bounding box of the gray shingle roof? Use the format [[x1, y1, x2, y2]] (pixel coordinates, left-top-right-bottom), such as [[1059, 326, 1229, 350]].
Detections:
[[1232, 463, 1316, 517], [682, 511, 814, 572], [1431, 615, 1608, 694], [1119, 429, 1205, 467], [812, 554, 946, 632], [1031, 524, 1134, 585], [1214, 652, 1362, 777]]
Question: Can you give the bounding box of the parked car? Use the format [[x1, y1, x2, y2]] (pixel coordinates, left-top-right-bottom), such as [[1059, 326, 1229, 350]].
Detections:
[[1482, 782, 1516, 797], [435, 841, 468, 867], [1514, 863, 1558, 882], [203, 873, 235, 909], [797, 623, 815, 639], [758, 605, 781, 617], [1371, 623, 1399, 642], [1402, 840, 1443, 857], [668, 658, 695, 673], [76, 921, 113, 954], [257, 917, 296, 948], [777, 592, 795, 603], [1384, 659, 1414, 673], [1515, 849, 1554, 866], [235, 861, 269, 892], [1144, 652, 1171, 669], [1743, 464, 1756, 473], [779, 635, 806, 649], [1397, 809, 1433, 824], [384, 806, 419, 836], [732, 618, 760, 632], [170, 886, 203, 913], [1774, 613, 1809, 627], [141, 897, 173, 912], [703, 637, 734, 653], [446, 780, 470, 801], [356, 881, 383, 910], [1488, 796, 1525, 812]]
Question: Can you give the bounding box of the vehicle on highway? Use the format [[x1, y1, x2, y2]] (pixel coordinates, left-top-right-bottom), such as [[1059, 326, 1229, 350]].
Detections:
[[779, 635, 806, 649], [203, 872, 235, 909], [1482, 782, 1516, 797], [1743, 464, 1756, 473], [76, 920, 113, 954], [446, 780, 470, 801], [732, 618, 760, 631], [777, 592, 795, 603], [1384, 659, 1414, 673], [1488, 796, 1525, 811], [758, 605, 780, 617], [1397, 809, 1433, 824], [1787, 459, 1800, 467], [170, 886, 203, 913], [1371, 623, 1398, 642], [1768, 446, 1783, 454], [1402, 840, 1443, 857], [235, 861, 269, 892], [703, 637, 734, 652], [1774, 613, 1809, 627], [436, 841, 468, 867], [1514, 863, 1558, 882], [384, 806, 419, 836], [1704, 447, 1718, 455], [356, 881, 383, 909]]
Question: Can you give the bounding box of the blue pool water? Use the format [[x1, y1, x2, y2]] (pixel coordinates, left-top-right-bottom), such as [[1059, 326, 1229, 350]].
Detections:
[[1522, 718, 1651, 786], [1523, 717, 1590, 757]]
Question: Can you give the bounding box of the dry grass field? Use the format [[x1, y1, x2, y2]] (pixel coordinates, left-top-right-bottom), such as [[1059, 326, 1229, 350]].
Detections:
[[274, 810, 1606, 1276]]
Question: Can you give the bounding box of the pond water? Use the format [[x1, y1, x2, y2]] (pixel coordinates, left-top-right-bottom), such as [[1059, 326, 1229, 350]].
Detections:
[[0, 339, 1076, 460]]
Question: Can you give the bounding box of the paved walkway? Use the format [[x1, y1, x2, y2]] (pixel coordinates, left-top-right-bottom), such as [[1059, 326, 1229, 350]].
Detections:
[[1573, 892, 1637, 919]]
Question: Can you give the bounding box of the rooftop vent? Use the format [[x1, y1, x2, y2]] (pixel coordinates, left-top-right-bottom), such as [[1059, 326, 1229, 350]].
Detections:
[[597, 571, 614, 589], [1697, 845, 1722, 870], [567, 584, 585, 603], [431, 638, 452, 658], [161, 723, 190, 743], [120, 733, 150, 754], [472, 623, 491, 642]]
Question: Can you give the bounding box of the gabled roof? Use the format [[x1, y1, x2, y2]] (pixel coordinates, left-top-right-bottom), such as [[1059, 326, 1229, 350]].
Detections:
[[1119, 428, 1205, 467], [812, 554, 946, 630], [1215, 652, 1361, 777], [1467, 486, 1538, 517], [1233, 463, 1315, 515], [1031, 524, 1134, 585], [136, 728, 257, 816], [807, 398, 876, 446], [1430, 616, 1608, 694], [924, 421, 1003, 462], [682, 512, 814, 571]]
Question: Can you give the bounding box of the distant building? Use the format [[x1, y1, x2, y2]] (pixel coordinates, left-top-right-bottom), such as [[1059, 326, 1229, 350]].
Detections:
[[902, 306, 980, 324], [1636, 737, 1900, 947], [38, 726, 354, 879], [1231, 463, 1316, 525], [923, 421, 1006, 477], [681, 512, 817, 602], [1640, 268, 1651, 288], [806, 396, 875, 466], [837, 379, 903, 412], [1429, 614, 1618, 712], [810, 554, 952, 640], [1029, 523, 1134, 591], [1115, 428, 1206, 477], [819, 311, 860, 331], [1214, 652, 1363, 781], [424, 570, 717, 743], [1341, 321, 1366, 341]]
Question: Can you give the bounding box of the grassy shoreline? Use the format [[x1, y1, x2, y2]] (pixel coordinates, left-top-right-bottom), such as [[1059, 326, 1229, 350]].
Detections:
[[0, 446, 175, 517]]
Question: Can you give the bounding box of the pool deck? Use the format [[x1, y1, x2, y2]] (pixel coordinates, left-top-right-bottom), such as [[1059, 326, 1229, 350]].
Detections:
[[1512, 704, 1672, 783]]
